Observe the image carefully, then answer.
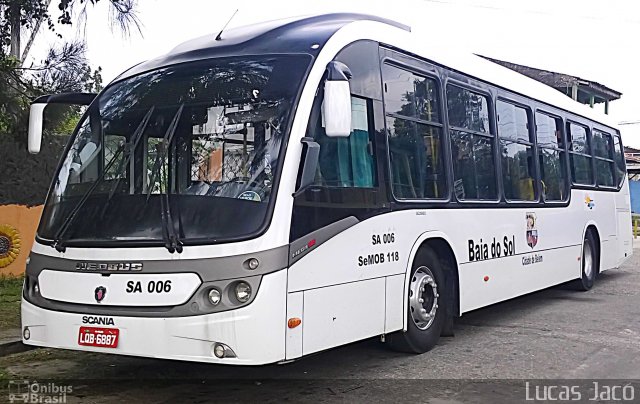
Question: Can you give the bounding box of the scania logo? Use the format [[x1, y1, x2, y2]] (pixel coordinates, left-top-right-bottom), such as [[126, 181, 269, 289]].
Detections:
[[76, 262, 143, 271], [94, 286, 107, 303], [82, 316, 114, 325]]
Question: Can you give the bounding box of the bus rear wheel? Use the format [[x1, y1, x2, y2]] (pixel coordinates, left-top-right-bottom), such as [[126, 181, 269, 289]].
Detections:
[[574, 232, 598, 291], [388, 248, 446, 353]]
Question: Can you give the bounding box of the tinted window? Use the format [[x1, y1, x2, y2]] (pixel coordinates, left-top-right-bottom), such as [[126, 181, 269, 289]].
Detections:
[[497, 101, 530, 143], [500, 142, 536, 201], [613, 134, 626, 186], [571, 154, 593, 184], [387, 118, 445, 198], [568, 122, 593, 185], [595, 159, 615, 187], [291, 42, 384, 242], [335, 40, 383, 100], [315, 97, 376, 187], [104, 135, 126, 180], [535, 112, 567, 201], [383, 64, 445, 199], [592, 130, 612, 159], [497, 100, 535, 201], [450, 132, 496, 200], [540, 148, 567, 201], [382, 64, 440, 122], [447, 85, 490, 133], [569, 123, 589, 154], [447, 85, 496, 200], [535, 112, 563, 149], [38, 55, 311, 245], [592, 129, 615, 187]]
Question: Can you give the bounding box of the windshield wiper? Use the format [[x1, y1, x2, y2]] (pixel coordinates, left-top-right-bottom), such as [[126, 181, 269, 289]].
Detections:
[[99, 107, 155, 219], [145, 104, 184, 253], [52, 107, 156, 252], [52, 145, 124, 252]]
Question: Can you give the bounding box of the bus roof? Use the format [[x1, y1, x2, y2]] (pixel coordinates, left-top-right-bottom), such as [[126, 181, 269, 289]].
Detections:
[[115, 13, 618, 131], [114, 13, 408, 82]]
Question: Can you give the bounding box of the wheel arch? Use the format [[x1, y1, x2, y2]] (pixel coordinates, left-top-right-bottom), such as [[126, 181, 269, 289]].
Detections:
[[403, 232, 460, 331]]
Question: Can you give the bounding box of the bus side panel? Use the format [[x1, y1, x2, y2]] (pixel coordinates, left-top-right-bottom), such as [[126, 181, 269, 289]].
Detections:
[[459, 245, 581, 313], [615, 179, 633, 267], [432, 197, 588, 314], [302, 278, 385, 356], [385, 274, 405, 333], [285, 291, 304, 360], [288, 215, 409, 293], [584, 189, 619, 272], [289, 212, 426, 353]]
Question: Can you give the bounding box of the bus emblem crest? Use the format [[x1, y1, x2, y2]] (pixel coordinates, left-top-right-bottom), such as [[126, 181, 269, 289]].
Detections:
[[526, 213, 538, 249], [95, 286, 107, 303]]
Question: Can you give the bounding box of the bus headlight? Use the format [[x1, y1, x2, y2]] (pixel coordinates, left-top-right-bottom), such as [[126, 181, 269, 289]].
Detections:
[[234, 282, 252, 303], [208, 288, 221, 306]]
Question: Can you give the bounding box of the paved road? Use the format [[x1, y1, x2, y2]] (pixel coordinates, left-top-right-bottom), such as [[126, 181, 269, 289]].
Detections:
[[1, 252, 639, 403]]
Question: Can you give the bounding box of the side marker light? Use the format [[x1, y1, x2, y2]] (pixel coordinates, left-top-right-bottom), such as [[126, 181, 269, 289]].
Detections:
[[288, 318, 302, 329]]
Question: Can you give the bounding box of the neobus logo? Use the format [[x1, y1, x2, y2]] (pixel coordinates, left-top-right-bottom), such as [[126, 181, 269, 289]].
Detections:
[[291, 239, 317, 259], [76, 262, 143, 271]]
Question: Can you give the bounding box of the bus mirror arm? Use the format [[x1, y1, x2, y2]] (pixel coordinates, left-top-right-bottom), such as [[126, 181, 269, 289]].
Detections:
[[293, 137, 320, 197], [28, 92, 97, 154]]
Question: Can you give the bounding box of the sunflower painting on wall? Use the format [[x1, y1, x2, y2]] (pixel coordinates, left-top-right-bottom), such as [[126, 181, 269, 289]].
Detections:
[[0, 224, 21, 268]]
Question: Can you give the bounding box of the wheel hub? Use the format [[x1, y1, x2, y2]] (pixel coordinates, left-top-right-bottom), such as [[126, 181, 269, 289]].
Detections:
[[409, 266, 439, 330]]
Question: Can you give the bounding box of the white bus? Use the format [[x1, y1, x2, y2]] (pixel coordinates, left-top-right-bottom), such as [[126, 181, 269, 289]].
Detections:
[[22, 13, 632, 365]]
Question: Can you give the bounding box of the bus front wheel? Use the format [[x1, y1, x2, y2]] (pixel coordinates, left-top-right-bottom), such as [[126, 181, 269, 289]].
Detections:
[[388, 247, 446, 353]]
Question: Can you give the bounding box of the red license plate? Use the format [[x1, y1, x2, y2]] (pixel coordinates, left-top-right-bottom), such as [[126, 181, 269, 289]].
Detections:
[[78, 326, 119, 348]]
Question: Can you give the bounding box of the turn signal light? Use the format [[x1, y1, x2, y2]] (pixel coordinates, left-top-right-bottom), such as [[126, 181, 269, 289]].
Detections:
[[288, 318, 302, 329]]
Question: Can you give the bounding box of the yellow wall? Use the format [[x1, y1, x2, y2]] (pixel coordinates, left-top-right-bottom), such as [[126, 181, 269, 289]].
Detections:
[[0, 204, 43, 276]]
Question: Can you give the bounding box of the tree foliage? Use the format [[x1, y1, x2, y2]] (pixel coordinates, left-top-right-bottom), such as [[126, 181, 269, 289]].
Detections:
[[0, 0, 138, 205]]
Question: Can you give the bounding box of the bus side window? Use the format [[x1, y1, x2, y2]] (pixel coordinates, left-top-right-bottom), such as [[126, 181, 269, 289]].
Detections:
[[535, 112, 567, 201], [567, 122, 593, 185], [592, 129, 615, 188], [613, 134, 626, 187], [446, 85, 496, 201], [497, 100, 536, 201], [382, 63, 446, 200], [313, 96, 376, 188]]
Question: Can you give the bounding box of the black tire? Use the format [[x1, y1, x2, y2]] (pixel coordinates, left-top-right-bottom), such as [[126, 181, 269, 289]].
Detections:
[[574, 231, 598, 291], [388, 247, 447, 353]]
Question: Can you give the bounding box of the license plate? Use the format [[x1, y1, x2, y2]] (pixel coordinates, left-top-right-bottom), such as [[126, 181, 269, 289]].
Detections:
[[78, 326, 119, 348]]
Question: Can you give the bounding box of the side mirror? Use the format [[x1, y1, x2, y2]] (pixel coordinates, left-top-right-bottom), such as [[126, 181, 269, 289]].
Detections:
[[28, 103, 47, 154], [323, 61, 352, 138], [27, 92, 97, 154]]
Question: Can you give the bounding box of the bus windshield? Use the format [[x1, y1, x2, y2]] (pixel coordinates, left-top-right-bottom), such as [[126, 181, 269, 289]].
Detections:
[[38, 54, 311, 247]]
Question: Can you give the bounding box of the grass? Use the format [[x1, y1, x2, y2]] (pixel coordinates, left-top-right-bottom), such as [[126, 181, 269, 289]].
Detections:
[[0, 275, 23, 330]]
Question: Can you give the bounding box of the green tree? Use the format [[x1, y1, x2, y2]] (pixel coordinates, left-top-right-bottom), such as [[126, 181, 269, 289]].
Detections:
[[1, 0, 140, 61], [0, 0, 139, 205]]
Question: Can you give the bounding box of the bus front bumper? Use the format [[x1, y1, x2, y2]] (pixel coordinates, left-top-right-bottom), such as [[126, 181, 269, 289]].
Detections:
[[21, 270, 287, 365]]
